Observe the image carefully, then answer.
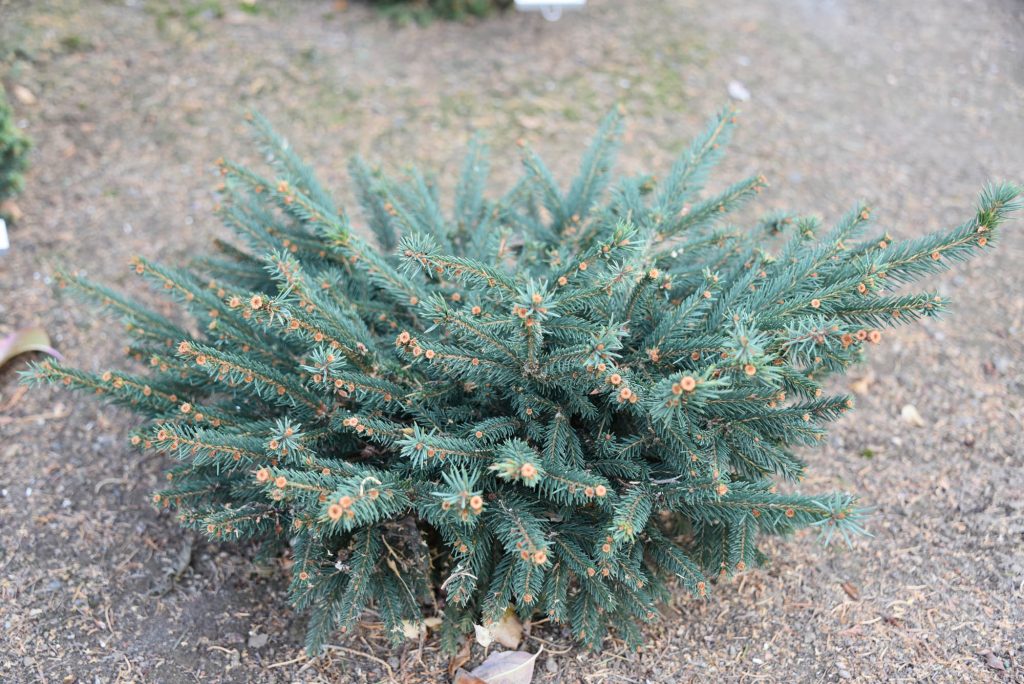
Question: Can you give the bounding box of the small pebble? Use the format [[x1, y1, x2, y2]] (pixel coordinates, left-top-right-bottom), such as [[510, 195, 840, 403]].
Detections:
[[728, 80, 751, 101]]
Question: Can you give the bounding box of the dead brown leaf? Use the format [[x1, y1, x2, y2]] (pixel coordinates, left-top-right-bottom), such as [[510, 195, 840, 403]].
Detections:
[[455, 649, 540, 684], [849, 371, 875, 395], [12, 84, 37, 105], [448, 636, 473, 677], [0, 200, 24, 223], [453, 670, 487, 684], [487, 609, 523, 649], [0, 327, 62, 369], [981, 651, 1006, 672], [475, 608, 523, 649]]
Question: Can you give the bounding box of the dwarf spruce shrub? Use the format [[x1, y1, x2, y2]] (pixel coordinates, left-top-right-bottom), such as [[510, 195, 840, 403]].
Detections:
[[27, 109, 1020, 654], [0, 84, 31, 206], [372, 0, 512, 23]]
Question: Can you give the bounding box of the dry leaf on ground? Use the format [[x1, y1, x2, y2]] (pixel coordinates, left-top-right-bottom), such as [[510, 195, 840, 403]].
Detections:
[[400, 616, 443, 640], [900, 404, 925, 427], [0, 200, 23, 223], [475, 608, 523, 649], [0, 327, 62, 369], [454, 649, 541, 684], [12, 84, 37, 105], [473, 623, 494, 648], [448, 636, 473, 677], [849, 371, 875, 395]]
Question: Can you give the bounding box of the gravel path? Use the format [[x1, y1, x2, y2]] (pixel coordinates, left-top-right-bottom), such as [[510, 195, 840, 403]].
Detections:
[[1, 1, 1022, 682]]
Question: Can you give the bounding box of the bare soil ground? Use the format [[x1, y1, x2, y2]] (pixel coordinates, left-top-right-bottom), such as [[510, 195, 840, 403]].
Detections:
[[1, 1, 1023, 682]]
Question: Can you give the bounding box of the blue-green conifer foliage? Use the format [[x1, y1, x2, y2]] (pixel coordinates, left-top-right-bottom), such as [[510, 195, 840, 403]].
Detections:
[[26, 109, 1021, 653]]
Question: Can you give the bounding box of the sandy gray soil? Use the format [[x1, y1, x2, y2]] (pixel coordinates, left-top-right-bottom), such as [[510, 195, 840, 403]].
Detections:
[[1, 1, 1023, 682]]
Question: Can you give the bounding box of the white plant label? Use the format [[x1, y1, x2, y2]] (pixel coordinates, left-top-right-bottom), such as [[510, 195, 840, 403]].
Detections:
[[514, 0, 586, 21]]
